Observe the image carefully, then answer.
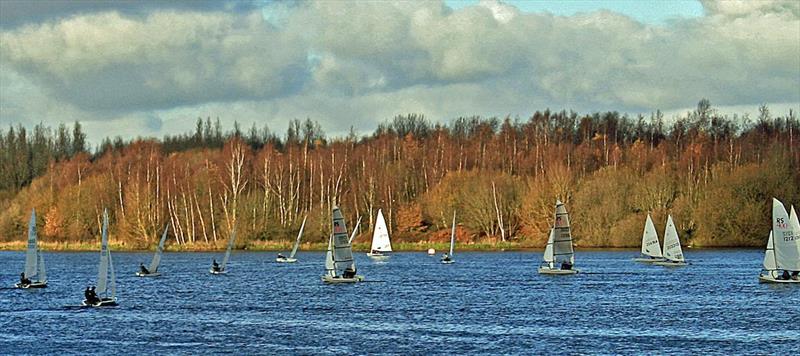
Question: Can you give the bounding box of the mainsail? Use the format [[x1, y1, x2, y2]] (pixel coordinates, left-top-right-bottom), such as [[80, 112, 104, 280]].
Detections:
[[220, 226, 236, 271], [289, 216, 307, 259], [371, 209, 392, 253], [662, 215, 684, 263], [148, 224, 169, 273], [553, 200, 575, 264], [449, 211, 456, 256], [97, 209, 114, 297], [641, 214, 663, 258], [24, 209, 38, 280], [332, 206, 356, 275], [772, 199, 800, 271]]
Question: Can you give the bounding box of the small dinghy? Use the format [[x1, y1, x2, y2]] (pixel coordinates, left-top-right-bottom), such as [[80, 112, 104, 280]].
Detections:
[[653, 215, 688, 267], [83, 209, 118, 307], [633, 214, 666, 263], [759, 199, 800, 283], [322, 206, 364, 283], [136, 224, 169, 277], [367, 209, 392, 259], [441, 212, 456, 264], [277, 216, 307, 263], [15, 209, 47, 289], [210, 226, 236, 274], [538, 200, 579, 275]]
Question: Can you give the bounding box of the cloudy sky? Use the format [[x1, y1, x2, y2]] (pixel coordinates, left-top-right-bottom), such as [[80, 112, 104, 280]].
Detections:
[[1, 0, 798, 144]]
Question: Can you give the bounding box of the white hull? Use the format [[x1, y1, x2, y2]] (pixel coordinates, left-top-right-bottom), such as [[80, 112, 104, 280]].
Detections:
[[209, 269, 227, 275], [653, 260, 688, 267], [135, 272, 161, 277], [538, 267, 579, 275], [14, 281, 47, 289], [367, 252, 390, 259], [321, 275, 364, 284], [633, 257, 666, 263], [276, 257, 297, 263], [441, 259, 455, 264], [82, 297, 118, 307], [759, 274, 800, 283]]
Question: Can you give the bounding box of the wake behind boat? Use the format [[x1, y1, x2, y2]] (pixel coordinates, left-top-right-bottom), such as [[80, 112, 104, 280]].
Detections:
[[82, 209, 117, 307], [652, 215, 688, 267], [441, 212, 456, 264], [322, 206, 364, 283], [759, 199, 800, 283], [633, 214, 666, 263], [136, 224, 169, 277], [538, 200, 579, 275], [367, 209, 392, 259], [277, 216, 307, 263], [15, 209, 47, 289]]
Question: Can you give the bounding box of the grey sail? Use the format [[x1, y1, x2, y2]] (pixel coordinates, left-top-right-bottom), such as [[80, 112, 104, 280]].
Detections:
[[552, 200, 575, 264], [289, 216, 307, 259], [24, 209, 38, 280], [449, 211, 456, 256], [97, 209, 110, 295], [148, 224, 169, 272], [220, 226, 236, 270], [332, 206, 356, 274], [109, 246, 116, 298], [37, 249, 47, 283]]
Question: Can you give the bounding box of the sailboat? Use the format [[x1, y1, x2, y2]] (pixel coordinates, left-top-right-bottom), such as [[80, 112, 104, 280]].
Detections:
[[321, 206, 364, 283], [210, 225, 236, 275], [15, 209, 47, 288], [136, 224, 169, 277], [277, 216, 307, 263], [633, 214, 666, 263], [653, 215, 687, 266], [538, 200, 578, 274], [441, 212, 456, 264], [759, 199, 800, 283], [83, 209, 117, 307], [367, 209, 392, 259]]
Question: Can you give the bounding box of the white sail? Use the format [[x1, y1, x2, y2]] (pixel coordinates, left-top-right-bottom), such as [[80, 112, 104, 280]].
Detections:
[[37, 250, 47, 283], [763, 231, 777, 271], [97, 209, 110, 295], [109, 247, 116, 298], [662, 215, 684, 262], [552, 200, 575, 264], [348, 216, 362, 244], [371, 209, 392, 252], [325, 234, 336, 277], [220, 226, 236, 270], [641, 214, 662, 258], [542, 228, 555, 267], [449, 211, 456, 256], [332, 206, 356, 274], [772, 198, 800, 270], [289, 216, 307, 259], [24, 209, 38, 280], [148, 224, 169, 272]]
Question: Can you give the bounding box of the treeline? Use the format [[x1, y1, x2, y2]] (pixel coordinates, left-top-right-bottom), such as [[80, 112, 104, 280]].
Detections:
[[0, 100, 798, 249]]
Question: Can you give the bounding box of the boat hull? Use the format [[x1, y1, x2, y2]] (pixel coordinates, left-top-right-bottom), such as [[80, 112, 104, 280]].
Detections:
[[321, 275, 364, 284], [209, 269, 227, 275], [135, 272, 161, 277], [759, 274, 800, 283], [14, 281, 47, 289], [538, 267, 579, 275], [276, 257, 297, 263], [367, 252, 390, 259], [82, 297, 118, 307], [440, 259, 455, 264], [653, 261, 688, 267], [633, 257, 666, 263]]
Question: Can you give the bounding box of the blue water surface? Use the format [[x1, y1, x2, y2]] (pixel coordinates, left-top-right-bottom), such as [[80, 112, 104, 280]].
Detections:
[[1, 250, 798, 355]]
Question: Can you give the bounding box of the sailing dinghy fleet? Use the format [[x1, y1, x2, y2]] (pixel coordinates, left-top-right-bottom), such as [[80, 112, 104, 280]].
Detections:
[[759, 198, 800, 283]]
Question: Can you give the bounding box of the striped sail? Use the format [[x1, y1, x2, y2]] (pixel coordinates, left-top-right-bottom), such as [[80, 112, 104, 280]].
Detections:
[[552, 200, 575, 264], [332, 206, 356, 274], [662, 215, 684, 262], [641, 214, 662, 258], [148, 224, 169, 272], [370, 209, 392, 252], [220, 226, 236, 270], [97, 209, 110, 295], [24, 209, 38, 280], [289, 216, 307, 259], [449, 211, 457, 256], [773, 199, 800, 270]]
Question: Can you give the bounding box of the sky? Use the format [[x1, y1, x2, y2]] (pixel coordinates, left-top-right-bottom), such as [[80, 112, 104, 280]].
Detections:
[[1, 0, 798, 145]]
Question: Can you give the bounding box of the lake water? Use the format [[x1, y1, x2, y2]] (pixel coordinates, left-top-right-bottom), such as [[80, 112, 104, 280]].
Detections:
[[1, 250, 798, 354]]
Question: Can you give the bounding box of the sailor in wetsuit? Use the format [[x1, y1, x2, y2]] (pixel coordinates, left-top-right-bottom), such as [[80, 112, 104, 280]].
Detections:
[[139, 263, 150, 275], [441, 253, 452, 262], [343, 267, 356, 278], [211, 259, 221, 272], [19, 272, 31, 287], [277, 253, 286, 259], [561, 261, 573, 270]]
